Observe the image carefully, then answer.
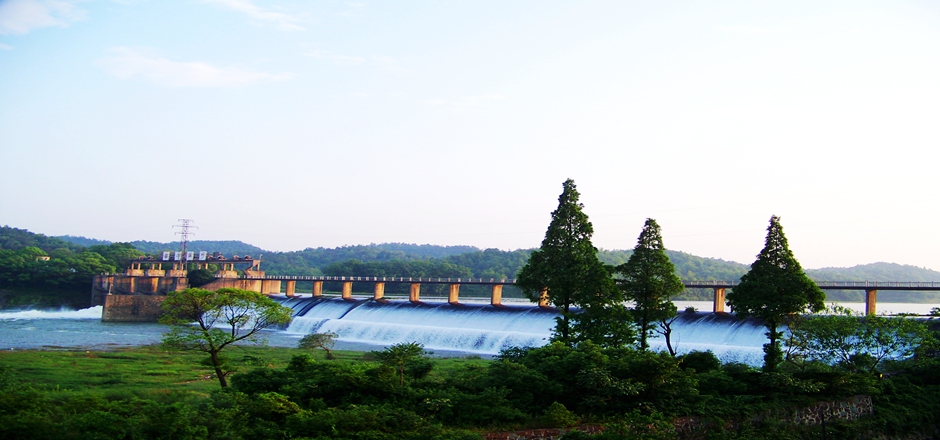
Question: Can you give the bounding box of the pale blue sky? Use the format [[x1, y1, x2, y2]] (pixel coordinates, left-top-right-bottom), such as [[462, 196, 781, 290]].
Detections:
[[2, 0, 939, 271]]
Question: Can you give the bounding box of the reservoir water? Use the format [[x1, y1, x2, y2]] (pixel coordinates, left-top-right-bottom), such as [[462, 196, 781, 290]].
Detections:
[[1, 297, 937, 365]]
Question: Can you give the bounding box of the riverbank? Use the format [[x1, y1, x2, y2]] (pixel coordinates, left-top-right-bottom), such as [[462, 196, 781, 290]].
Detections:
[[3, 343, 939, 439]]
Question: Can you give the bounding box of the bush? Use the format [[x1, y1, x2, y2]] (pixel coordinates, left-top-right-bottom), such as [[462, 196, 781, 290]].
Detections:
[[541, 402, 580, 428], [680, 350, 721, 373]]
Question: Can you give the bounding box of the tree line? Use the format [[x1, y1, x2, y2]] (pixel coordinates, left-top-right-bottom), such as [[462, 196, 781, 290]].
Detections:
[[0, 226, 147, 307], [54, 231, 940, 302], [102, 274, 940, 440], [514, 180, 828, 374], [139, 278, 940, 439]]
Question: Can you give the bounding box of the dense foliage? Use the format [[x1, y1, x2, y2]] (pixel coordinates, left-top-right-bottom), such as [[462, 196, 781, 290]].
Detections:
[[516, 179, 631, 347], [727, 216, 826, 372], [785, 305, 934, 373], [160, 288, 294, 387], [0, 226, 145, 308], [44, 227, 940, 302], [3, 327, 940, 440], [4, 221, 939, 309], [617, 219, 685, 351]]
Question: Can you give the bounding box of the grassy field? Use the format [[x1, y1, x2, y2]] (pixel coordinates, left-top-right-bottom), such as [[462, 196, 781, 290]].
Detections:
[[0, 345, 489, 398]]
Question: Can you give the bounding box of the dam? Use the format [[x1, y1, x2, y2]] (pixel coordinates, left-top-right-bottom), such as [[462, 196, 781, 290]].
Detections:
[[272, 296, 767, 363], [89, 260, 937, 362]]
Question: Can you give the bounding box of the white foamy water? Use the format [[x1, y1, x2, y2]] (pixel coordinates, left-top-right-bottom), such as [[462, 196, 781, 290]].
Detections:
[[280, 297, 555, 355], [0, 306, 104, 320], [275, 297, 774, 361]]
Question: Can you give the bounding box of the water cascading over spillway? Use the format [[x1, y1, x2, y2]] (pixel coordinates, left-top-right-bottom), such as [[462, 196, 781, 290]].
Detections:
[[278, 297, 557, 354], [274, 297, 769, 362], [645, 312, 768, 364]]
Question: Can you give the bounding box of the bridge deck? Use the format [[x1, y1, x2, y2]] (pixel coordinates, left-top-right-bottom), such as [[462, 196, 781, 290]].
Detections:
[[248, 276, 940, 291], [683, 281, 940, 291]]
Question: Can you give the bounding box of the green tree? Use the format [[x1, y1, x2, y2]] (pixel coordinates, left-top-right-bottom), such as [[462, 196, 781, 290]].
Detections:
[[299, 332, 338, 360], [617, 218, 684, 352], [787, 305, 933, 373], [159, 288, 293, 388], [186, 268, 216, 287], [516, 179, 628, 347], [87, 242, 144, 268], [727, 215, 825, 372], [372, 342, 428, 386]]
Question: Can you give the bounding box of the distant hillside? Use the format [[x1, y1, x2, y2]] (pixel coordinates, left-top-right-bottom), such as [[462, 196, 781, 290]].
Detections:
[[808, 262, 940, 282], [262, 243, 482, 276], [807, 263, 940, 302], [37, 229, 940, 302], [56, 236, 268, 256], [3, 226, 83, 253], [55, 235, 112, 248], [1, 227, 145, 309], [598, 249, 750, 281], [128, 240, 267, 256], [54, 236, 481, 276]]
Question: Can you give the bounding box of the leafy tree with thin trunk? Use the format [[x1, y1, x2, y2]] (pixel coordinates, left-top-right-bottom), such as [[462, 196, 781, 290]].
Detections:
[[786, 305, 933, 373], [159, 287, 293, 388], [299, 332, 338, 360], [726, 215, 825, 372], [372, 342, 428, 386], [617, 218, 685, 352], [516, 179, 632, 347]]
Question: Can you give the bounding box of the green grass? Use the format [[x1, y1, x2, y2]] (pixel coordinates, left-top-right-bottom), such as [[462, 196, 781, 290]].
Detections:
[[0, 345, 487, 399]]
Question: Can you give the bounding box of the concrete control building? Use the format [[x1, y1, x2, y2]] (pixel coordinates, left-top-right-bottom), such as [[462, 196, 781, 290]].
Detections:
[[91, 254, 264, 322]]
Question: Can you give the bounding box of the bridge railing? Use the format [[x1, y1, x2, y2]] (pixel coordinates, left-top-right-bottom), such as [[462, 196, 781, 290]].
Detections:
[[241, 275, 517, 285], [682, 280, 738, 288], [814, 281, 940, 289], [98, 272, 940, 291]]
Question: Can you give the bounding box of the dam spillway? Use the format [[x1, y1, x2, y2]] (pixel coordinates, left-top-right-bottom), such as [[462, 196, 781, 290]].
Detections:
[[274, 296, 767, 363], [278, 297, 558, 355]]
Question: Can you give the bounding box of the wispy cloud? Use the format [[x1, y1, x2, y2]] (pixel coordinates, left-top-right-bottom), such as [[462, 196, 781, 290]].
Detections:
[[335, 2, 365, 18], [203, 0, 304, 31], [426, 94, 504, 107], [305, 49, 366, 65], [0, 0, 86, 35], [0, 42, 13, 50], [97, 47, 294, 88], [303, 49, 404, 74], [714, 25, 786, 35]]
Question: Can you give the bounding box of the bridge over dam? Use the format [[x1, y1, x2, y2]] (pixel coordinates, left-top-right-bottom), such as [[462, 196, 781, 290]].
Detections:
[[203, 275, 940, 316], [92, 264, 940, 321]]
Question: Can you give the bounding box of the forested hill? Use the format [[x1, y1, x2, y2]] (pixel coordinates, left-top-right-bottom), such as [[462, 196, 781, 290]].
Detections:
[[808, 263, 940, 282], [4, 226, 936, 305], [599, 250, 750, 282], [52, 233, 940, 283], [127, 240, 267, 256], [3, 227, 84, 253], [54, 236, 483, 276], [1, 226, 145, 308]]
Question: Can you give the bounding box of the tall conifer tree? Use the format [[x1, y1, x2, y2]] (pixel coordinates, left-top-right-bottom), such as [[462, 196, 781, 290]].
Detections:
[[617, 218, 684, 351], [516, 179, 631, 347], [727, 215, 825, 371]]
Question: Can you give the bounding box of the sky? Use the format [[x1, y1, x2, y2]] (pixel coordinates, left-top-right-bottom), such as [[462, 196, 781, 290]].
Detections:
[[1, 0, 939, 271]]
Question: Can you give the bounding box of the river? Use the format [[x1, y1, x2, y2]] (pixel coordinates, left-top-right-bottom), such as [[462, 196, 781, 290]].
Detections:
[[1, 298, 936, 365]]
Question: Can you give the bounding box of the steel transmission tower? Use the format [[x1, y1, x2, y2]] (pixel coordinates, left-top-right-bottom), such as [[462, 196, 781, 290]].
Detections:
[[174, 219, 197, 269]]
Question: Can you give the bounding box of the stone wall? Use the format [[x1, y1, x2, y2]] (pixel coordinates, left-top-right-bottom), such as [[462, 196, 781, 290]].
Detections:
[[484, 425, 604, 440], [200, 278, 265, 293], [486, 396, 874, 440], [787, 395, 873, 425], [91, 274, 189, 307], [101, 294, 166, 322]]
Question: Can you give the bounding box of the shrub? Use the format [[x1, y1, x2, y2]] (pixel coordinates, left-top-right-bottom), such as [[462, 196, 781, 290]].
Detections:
[[680, 350, 721, 373]]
